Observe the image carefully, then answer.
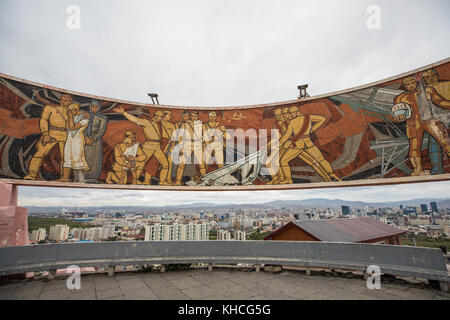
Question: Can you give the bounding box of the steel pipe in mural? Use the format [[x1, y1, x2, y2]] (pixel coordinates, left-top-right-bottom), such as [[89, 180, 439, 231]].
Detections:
[[0, 58, 449, 190]]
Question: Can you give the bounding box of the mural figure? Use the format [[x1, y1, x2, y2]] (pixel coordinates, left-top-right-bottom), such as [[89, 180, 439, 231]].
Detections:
[[24, 93, 72, 180], [175, 110, 206, 185], [422, 69, 450, 174], [393, 75, 450, 176], [106, 130, 146, 184], [161, 110, 176, 184], [172, 110, 191, 185], [266, 107, 287, 185], [203, 111, 227, 170], [84, 100, 108, 183], [278, 106, 341, 183], [59, 103, 90, 182], [113, 106, 170, 185]]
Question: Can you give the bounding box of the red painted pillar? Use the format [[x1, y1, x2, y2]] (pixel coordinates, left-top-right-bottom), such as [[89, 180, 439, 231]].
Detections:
[[0, 182, 29, 248]]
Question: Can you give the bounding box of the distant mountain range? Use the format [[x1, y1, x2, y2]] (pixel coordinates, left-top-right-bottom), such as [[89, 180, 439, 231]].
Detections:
[[24, 197, 450, 213]]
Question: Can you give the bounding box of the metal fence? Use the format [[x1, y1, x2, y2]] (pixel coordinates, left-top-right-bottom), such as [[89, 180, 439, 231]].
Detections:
[[0, 241, 448, 281]]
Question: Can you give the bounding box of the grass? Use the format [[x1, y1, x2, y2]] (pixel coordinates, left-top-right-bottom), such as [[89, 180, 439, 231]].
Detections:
[[247, 231, 272, 240], [401, 234, 450, 250], [28, 217, 99, 233]]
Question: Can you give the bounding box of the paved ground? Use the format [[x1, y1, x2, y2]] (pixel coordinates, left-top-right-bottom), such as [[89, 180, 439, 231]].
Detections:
[[0, 269, 449, 300]]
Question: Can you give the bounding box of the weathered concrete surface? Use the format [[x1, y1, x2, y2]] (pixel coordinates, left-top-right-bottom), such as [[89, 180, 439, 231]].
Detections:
[[0, 182, 29, 248], [0, 269, 449, 300]]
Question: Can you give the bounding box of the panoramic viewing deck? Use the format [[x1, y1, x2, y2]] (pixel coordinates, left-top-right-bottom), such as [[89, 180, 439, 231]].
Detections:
[[1, 267, 450, 300], [0, 239, 449, 300]]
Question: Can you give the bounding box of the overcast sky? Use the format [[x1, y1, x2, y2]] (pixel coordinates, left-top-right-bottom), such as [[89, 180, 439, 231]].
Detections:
[[1, 0, 450, 206]]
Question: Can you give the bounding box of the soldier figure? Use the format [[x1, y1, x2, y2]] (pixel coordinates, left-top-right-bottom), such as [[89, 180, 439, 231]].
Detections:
[[174, 111, 206, 185], [106, 130, 147, 184], [277, 106, 341, 184], [266, 107, 288, 185], [203, 111, 227, 169], [113, 106, 170, 185], [161, 110, 177, 184], [24, 93, 72, 180]]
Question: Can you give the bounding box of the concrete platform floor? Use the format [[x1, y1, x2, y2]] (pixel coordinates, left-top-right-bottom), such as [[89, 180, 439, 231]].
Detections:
[[0, 269, 449, 300]]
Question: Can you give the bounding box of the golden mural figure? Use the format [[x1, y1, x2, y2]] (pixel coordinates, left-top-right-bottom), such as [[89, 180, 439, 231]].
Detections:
[[393, 76, 450, 176], [161, 110, 177, 184], [58, 103, 90, 183], [423, 68, 450, 99], [203, 111, 227, 169], [24, 93, 72, 180], [266, 107, 287, 185], [277, 106, 341, 184], [106, 130, 147, 184], [174, 110, 206, 185], [113, 106, 171, 185], [281, 107, 290, 125]]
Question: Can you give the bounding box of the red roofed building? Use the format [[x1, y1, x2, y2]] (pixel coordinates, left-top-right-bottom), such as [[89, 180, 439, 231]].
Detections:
[[264, 217, 406, 245]]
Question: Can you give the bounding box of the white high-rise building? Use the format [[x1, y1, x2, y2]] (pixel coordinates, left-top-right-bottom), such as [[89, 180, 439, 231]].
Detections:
[[100, 225, 116, 240], [30, 228, 46, 242], [145, 222, 209, 241], [217, 230, 231, 240], [48, 225, 70, 241], [85, 227, 102, 241], [234, 230, 246, 241], [72, 226, 115, 241], [72, 228, 86, 240]]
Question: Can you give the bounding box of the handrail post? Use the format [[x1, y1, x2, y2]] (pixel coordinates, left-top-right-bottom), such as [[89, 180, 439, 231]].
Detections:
[[48, 269, 56, 280], [107, 266, 114, 277], [306, 267, 311, 276]]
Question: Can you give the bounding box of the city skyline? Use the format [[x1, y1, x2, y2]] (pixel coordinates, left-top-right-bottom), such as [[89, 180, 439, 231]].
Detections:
[[18, 180, 450, 207]]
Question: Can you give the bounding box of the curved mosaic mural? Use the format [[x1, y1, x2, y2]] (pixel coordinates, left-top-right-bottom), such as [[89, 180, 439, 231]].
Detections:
[[0, 58, 449, 189]]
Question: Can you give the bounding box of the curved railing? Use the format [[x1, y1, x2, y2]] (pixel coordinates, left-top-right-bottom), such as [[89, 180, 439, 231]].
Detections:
[[0, 241, 448, 282]]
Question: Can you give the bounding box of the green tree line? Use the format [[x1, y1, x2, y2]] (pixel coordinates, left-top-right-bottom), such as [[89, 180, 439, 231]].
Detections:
[[28, 217, 99, 233]]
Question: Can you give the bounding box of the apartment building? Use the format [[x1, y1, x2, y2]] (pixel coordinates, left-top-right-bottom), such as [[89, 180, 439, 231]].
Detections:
[[145, 222, 209, 241], [48, 225, 70, 241], [30, 228, 46, 242], [217, 230, 231, 240], [234, 230, 246, 241]]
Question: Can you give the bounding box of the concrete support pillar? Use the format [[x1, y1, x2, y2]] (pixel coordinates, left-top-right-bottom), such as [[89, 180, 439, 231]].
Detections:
[[48, 270, 56, 280], [160, 264, 166, 273], [107, 266, 114, 277], [208, 263, 213, 272], [254, 264, 260, 273], [306, 267, 311, 276], [439, 281, 449, 293], [264, 265, 282, 273], [0, 182, 29, 248]]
